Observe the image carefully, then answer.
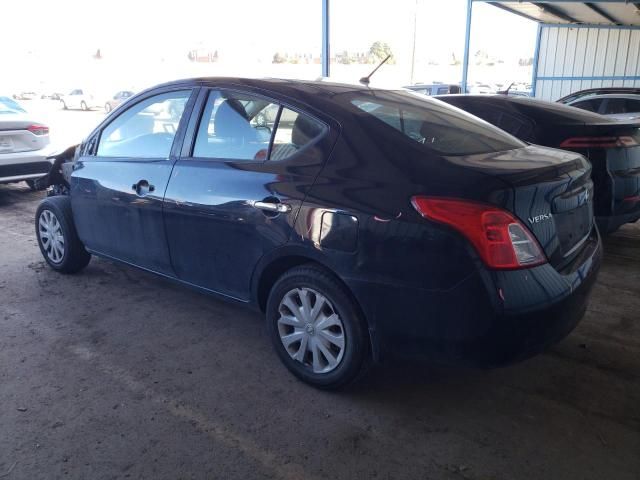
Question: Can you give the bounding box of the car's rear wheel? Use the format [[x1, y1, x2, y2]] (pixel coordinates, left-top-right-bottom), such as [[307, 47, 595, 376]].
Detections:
[[35, 196, 91, 273], [80, 101, 88, 111], [266, 264, 370, 389]]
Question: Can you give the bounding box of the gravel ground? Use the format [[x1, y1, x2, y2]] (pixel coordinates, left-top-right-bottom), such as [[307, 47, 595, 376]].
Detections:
[[1, 183, 639, 480]]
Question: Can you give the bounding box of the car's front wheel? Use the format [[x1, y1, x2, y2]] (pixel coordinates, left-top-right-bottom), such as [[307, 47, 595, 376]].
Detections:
[[266, 264, 370, 389], [80, 101, 88, 111], [35, 196, 91, 273], [105, 103, 112, 113], [61, 100, 67, 110]]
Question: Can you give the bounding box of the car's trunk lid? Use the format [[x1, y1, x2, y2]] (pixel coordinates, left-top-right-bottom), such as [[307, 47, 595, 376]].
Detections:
[[0, 115, 46, 154], [446, 145, 594, 269]]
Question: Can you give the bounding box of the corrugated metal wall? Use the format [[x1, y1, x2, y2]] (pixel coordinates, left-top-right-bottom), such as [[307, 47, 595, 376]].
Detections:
[[534, 25, 640, 101]]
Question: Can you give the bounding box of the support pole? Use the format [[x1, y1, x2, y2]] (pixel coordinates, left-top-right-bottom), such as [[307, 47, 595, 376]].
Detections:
[[322, 0, 330, 78], [461, 0, 473, 93]]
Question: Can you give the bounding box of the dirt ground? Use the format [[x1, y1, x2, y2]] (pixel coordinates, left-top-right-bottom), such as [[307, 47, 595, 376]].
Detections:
[[1, 183, 638, 480]]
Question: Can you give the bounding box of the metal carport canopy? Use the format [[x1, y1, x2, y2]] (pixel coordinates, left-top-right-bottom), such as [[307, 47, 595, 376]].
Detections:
[[461, 1, 640, 93]]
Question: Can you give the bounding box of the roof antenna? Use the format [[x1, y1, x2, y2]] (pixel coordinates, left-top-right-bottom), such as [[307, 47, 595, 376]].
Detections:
[[360, 54, 391, 86], [498, 82, 514, 96]]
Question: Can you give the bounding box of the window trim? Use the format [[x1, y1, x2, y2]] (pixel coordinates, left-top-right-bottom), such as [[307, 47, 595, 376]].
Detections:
[[182, 86, 329, 164], [90, 87, 197, 162]]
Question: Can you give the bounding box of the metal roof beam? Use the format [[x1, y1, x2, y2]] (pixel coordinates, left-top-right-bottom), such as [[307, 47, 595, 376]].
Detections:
[[487, 2, 543, 22], [536, 3, 582, 23], [584, 2, 622, 24]]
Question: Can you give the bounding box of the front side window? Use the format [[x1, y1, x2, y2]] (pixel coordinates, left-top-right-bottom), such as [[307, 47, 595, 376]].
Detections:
[[97, 90, 190, 158], [349, 91, 524, 156]]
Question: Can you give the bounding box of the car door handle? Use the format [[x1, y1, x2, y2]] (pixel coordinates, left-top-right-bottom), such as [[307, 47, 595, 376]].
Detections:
[[132, 180, 155, 195], [252, 200, 291, 214]]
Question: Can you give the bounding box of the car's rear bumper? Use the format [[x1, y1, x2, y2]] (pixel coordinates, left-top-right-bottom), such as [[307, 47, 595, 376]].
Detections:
[[348, 227, 602, 367], [0, 151, 52, 183]]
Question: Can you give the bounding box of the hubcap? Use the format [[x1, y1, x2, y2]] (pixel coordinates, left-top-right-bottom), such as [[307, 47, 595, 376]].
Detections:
[[277, 288, 345, 374], [38, 210, 65, 264]]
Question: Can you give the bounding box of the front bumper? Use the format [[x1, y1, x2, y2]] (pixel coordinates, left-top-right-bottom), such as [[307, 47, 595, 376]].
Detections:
[[349, 228, 602, 367]]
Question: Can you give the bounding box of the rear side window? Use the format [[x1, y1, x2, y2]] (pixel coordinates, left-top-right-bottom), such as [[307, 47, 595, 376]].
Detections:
[[349, 92, 524, 156], [193, 91, 326, 161], [603, 98, 640, 115], [270, 108, 326, 161], [193, 90, 276, 160], [97, 90, 190, 158], [626, 99, 640, 113], [572, 98, 601, 113]]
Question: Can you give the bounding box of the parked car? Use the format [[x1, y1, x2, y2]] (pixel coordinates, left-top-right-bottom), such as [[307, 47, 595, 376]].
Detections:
[[404, 83, 461, 96], [0, 96, 51, 189], [13, 91, 38, 101], [436, 94, 640, 233], [104, 90, 134, 113], [557, 87, 640, 105], [565, 93, 640, 121], [41, 91, 64, 101], [59, 89, 102, 110], [36, 78, 601, 389]]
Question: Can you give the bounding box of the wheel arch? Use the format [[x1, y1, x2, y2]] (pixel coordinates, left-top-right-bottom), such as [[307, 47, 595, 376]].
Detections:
[[251, 247, 379, 361]]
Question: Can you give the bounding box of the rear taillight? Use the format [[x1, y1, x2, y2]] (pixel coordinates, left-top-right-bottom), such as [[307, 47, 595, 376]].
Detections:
[[411, 197, 547, 270], [559, 136, 638, 149], [27, 124, 49, 136]]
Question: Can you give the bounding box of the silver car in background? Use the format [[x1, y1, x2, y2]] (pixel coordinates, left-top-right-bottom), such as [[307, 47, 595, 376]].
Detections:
[[0, 96, 51, 189], [566, 93, 640, 121]]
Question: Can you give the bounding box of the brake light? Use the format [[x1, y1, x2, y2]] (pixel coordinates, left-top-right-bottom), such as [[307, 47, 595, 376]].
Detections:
[[411, 197, 547, 270], [559, 136, 638, 149], [27, 124, 49, 136]]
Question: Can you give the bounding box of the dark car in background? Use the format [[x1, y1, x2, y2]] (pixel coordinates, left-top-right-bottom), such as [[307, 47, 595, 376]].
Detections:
[[36, 78, 601, 389], [104, 90, 135, 113], [437, 94, 640, 233]]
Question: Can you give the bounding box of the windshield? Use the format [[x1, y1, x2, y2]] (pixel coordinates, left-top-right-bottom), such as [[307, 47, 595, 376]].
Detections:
[[346, 90, 525, 156]]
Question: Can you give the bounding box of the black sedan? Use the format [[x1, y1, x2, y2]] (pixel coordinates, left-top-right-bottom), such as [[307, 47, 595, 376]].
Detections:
[[436, 94, 640, 233], [36, 78, 602, 389]]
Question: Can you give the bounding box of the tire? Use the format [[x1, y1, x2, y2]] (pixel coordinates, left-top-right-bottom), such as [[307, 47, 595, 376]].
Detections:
[[61, 100, 67, 110], [266, 264, 370, 389], [26, 179, 45, 191], [35, 196, 91, 274], [105, 103, 112, 113], [80, 101, 88, 111]]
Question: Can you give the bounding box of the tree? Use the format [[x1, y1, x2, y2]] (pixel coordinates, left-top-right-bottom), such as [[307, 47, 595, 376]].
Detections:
[[368, 41, 395, 64], [273, 52, 286, 64]]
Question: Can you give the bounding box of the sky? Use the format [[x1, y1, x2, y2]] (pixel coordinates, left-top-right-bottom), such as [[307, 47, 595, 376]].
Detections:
[[1, 0, 538, 89]]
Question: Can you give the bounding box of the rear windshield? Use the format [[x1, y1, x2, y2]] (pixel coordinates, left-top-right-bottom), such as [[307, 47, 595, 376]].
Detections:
[[347, 91, 524, 156], [0, 96, 26, 114]]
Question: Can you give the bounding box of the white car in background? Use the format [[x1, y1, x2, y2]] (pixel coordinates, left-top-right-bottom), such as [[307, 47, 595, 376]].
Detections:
[[566, 93, 640, 121], [0, 96, 51, 189], [59, 89, 102, 111]]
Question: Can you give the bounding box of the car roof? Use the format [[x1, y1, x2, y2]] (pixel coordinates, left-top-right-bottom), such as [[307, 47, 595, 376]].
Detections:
[[570, 93, 640, 101], [149, 77, 379, 96], [436, 93, 619, 125], [557, 87, 640, 103], [134, 77, 417, 120]]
